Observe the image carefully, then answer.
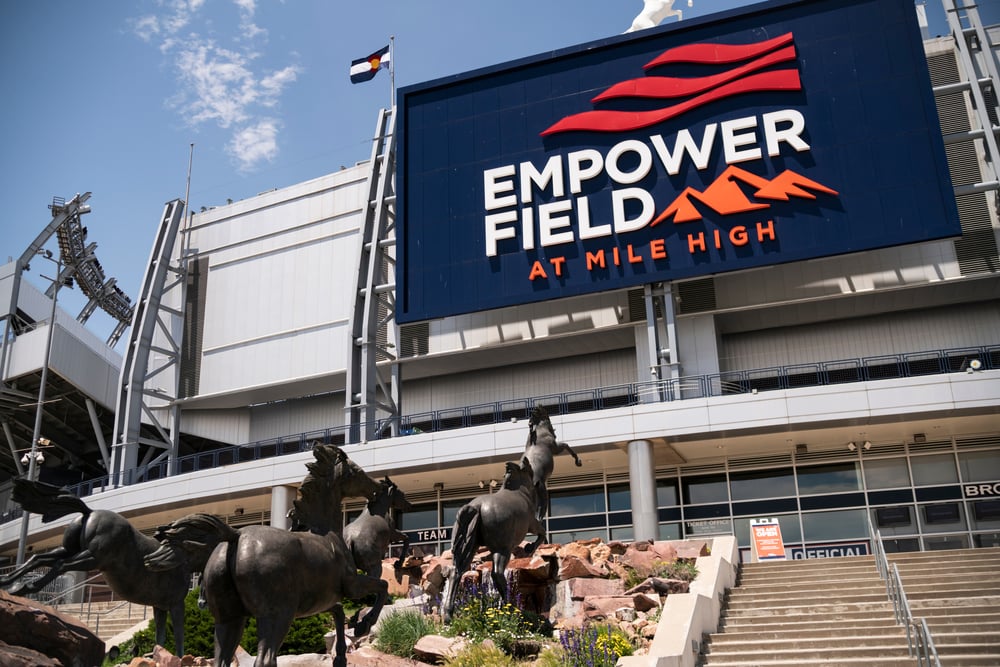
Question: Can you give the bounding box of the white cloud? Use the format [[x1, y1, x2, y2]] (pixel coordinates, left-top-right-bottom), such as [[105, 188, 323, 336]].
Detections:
[[228, 119, 280, 171], [130, 0, 300, 172]]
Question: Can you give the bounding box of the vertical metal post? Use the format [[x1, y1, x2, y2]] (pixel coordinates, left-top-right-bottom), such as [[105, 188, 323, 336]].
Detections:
[[17, 252, 61, 565]]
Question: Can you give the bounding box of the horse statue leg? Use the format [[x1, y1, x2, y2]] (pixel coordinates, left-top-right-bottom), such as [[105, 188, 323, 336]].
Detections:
[[556, 441, 583, 467], [0, 548, 67, 587], [392, 529, 410, 569], [344, 573, 388, 637], [168, 600, 185, 658], [255, 609, 295, 667], [331, 604, 348, 667], [152, 608, 169, 657], [491, 551, 511, 601], [7, 550, 98, 595]]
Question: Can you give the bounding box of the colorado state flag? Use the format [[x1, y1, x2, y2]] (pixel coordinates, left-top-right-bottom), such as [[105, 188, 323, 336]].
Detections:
[[350, 45, 390, 84]]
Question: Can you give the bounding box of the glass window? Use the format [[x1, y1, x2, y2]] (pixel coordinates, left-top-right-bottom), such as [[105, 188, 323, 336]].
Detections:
[[610, 525, 634, 541], [730, 468, 795, 501], [797, 463, 861, 495], [863, 458, 910, 490], [549, 528, 607, 543], [657, 478, 679, 506], [800, 508, 867, 541], [608, 484, 631, 512], [683, 474, 729, 504], [399, 503, 439, 530], [872, 506, 915, 536], [958, 451, 1000, 483], [910, 453, 958, 486], [973, 533, 1000, 548], [658, 522, 681, 540], [549, 487, 605, 517], [970, 499, 1000, 530], [442, 499, 468, 528], [918, 502, 966, 533], [923, 534, 968, 550]]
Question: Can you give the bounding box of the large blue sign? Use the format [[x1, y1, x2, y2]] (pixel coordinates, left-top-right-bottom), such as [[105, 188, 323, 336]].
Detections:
[[397, 0, 960, 323]]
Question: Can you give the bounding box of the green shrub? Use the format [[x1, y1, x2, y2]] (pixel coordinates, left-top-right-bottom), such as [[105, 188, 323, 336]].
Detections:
[[443, 642, 520, 667], [373, 609, 439, 659], [624, 558, 699, 589], [111, 588, 332, 660]]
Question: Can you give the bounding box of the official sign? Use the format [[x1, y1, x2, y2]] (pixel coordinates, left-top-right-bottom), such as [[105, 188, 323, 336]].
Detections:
[[397, 0, 960, 323], [789, 541, 871, 559]]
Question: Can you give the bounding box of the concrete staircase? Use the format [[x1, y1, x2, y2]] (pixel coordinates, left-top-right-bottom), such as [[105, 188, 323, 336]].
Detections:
[[54, 599, 152, 646], [697, 547, 1000, 666]]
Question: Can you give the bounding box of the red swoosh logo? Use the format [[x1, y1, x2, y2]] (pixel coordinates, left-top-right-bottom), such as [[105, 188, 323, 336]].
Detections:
[[541, 33, 800, 136]]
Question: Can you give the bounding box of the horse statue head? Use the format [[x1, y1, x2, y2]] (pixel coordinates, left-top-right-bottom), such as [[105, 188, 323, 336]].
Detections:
[[371, 476, 414, 516], [501, 459, 534, 492], [289, 443, 379, 534]]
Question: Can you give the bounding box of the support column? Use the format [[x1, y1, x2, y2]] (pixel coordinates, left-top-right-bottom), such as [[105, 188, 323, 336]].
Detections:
[[628, 439, 658, 542], [270, 485, 296, 530]]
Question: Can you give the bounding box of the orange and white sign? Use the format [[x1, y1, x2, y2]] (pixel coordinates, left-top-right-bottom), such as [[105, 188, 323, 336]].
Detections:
[[750, 517, 786, 562]]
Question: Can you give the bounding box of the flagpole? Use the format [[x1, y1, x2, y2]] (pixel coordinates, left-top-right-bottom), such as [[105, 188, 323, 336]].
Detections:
[[389, 34, 396, 109]]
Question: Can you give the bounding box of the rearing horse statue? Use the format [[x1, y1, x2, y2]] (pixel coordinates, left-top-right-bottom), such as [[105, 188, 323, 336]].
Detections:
[[146, 444, 385, 667], [522, 405, 582, 522]]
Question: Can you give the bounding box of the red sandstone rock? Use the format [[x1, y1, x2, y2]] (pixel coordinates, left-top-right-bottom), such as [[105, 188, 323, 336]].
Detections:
[[556, 541, 593, 561], [0, 591, 105, 667], [412, 634, 467, 662], [650, 542, 679, 562], [557, 554, 608, 579], [0, 640, 61, 667], [565, 576, 625, 599], [508, 555, 552, 582], [152, 645, 183, 667]]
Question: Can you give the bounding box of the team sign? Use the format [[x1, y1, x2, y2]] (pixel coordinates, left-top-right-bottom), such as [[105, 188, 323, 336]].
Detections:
[[397, 0, 959, 323]]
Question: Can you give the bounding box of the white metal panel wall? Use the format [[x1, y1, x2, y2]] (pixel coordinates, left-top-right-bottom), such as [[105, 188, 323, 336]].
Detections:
[[719, 301, 1000, 371], [248, 392, 345, 442], [185, 169, 367, 397], [711, 240, 960, 312], [402, 349, 636, 414], [178, 408, 250, 446], [426, 291, 627, 355]]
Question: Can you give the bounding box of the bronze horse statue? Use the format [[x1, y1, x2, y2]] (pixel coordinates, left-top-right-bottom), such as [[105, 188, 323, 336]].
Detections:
[[344, 476, 413, 577], [0, 478, 197, 656], [523, 405, 582, 521], [442, 459, 545, 622], [146, 444, 385, 667]]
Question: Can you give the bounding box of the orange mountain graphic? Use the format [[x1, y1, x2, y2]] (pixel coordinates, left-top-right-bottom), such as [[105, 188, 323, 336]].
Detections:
[[650, 165, 838, 225]]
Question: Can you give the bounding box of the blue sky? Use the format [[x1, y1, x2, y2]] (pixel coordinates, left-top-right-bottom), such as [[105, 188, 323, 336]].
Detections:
[[0, 1, 978, 342]]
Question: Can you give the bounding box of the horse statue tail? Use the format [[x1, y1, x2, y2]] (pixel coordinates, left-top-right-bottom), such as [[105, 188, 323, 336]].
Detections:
[[145, 512, 239, 572], [450, 504, 481, 574], [12, 478, 91, 523]]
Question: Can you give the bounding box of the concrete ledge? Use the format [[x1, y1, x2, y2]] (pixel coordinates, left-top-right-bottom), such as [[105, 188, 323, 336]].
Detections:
[[619, 535, 738, 667]]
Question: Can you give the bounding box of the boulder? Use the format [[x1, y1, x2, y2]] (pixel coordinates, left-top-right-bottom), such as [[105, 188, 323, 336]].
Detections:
[[673, 539, 711, 559], [0, 640, 62, 667], [626, 577, 690, 597], [557, 554, 607, 579], [0, 591, 105, 667], [411, 634, 467, 662], [556, 542, 593, 562], [276, 654, 334, 666], [345, 645, 427, 666], [650, 542, 679, 563], [507, 555, 551, 582], [151, 645, 183, 667]]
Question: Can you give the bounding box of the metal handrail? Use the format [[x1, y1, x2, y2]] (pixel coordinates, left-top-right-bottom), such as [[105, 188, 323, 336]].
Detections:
[[868, 517, 942, 667]]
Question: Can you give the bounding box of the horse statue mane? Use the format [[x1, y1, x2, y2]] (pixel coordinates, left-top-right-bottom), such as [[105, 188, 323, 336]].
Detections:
[[289, 443, 367, 534]]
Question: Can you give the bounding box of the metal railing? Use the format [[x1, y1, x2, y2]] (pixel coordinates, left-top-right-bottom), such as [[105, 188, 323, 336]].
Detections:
[[869, 517, 942, 667], [1, 343, 996, 521]]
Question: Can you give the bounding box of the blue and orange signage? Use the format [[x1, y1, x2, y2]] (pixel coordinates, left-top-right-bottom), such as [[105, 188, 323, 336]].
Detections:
[[397, 0, 960, 323]]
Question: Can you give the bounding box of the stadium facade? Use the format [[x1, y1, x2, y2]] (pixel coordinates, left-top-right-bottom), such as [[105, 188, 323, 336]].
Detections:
[[2, 0, 999, 568]]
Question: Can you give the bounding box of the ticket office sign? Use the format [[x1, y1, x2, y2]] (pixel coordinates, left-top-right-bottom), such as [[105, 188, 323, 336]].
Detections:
[[397, 0, 958, 323]]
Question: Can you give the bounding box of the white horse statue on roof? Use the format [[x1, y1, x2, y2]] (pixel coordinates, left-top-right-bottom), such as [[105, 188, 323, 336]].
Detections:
[[626, 0, 694, 32]]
